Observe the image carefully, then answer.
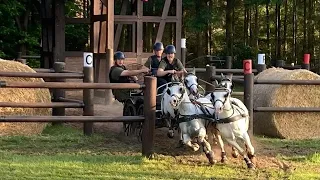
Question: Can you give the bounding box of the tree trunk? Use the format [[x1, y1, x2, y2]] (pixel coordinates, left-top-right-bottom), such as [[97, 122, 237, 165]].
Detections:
[[266, 2, 270, 61], [254, 3, 259, 54], [244, 4, 248, 46], [307, 0, 314, 58], [292, 0, 297, 63], [283, 0, 288, 61], [226, 0, 234, 56], [303, 0, 307, 53], [276, 3, 281, 60]]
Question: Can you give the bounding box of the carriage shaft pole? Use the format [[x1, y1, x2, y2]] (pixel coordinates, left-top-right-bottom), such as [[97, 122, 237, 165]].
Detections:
[[142, 76, 156, 158]]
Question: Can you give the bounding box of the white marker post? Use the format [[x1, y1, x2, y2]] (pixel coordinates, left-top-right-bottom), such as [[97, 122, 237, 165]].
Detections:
[[256, 53, 266, 73], [83, 52, 93, 67], [83, 52, 94, 135], [181, 38, 186, 66]]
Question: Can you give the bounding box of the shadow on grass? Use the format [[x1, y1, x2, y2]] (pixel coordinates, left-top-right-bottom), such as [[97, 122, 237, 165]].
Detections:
[[0, 124, 142, 156]]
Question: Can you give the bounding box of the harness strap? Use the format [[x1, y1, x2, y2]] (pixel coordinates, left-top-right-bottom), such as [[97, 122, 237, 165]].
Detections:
[[178, 114, 215, 123], [216, 114, 246, 124]]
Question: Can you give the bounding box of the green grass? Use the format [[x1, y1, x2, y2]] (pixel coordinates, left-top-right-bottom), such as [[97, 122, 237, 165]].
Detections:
[[0, 125, 319, 179]]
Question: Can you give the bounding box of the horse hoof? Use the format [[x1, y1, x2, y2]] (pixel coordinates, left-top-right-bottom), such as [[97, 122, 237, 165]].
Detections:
[[210, 159, 217, 165], [248, 153, 255, 160], [176, 140, 185, 148], [167, 132, 174, 138], [221, 157, 228, 163], [232, 152, 239, 158], [247, 162, 255, 169], [193, 144, 200, 151]]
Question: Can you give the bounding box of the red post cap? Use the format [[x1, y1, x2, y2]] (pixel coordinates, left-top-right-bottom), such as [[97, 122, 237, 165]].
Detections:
[[304, 54, 310, 64], [243, 59, 252, 74]]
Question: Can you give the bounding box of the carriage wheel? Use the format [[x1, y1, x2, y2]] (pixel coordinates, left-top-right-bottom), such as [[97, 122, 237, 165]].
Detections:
[[136, 104, 144, 142], [123, 101, 137, 136]]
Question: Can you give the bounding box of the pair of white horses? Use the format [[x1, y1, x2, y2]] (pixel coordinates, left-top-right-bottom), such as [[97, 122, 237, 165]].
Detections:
[[160, 69, 255, 169]]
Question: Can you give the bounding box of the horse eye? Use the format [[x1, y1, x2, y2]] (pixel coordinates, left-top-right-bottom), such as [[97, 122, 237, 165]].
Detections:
[[224, 93, 229, 98], [185, 79, 188, 83]]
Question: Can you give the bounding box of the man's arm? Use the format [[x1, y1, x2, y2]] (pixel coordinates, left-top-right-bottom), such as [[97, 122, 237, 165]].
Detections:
[[144, 57, 152, 68], [157, 60, 175, 77], [175, 59, 187, 74], [120, 69, 149, 76]]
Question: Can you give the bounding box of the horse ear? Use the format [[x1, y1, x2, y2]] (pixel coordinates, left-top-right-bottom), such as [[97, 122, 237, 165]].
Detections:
[[192, 67, 196, 75], [180, 73, 185, 83], [226, 73, 233, 81], [221, 73, 225, 79], [214, 79, 219, 86]]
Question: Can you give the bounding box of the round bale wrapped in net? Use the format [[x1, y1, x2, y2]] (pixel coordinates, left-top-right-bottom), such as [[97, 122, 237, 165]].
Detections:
[[0, 59, 51, 136], [253, 67, 320, 139]]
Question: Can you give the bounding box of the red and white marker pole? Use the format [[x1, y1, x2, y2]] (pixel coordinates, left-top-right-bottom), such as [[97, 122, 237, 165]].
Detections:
[[243, 59, 254, 135]]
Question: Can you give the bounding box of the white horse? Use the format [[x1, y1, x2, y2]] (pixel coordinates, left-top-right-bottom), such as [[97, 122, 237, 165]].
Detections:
[[162, 82, 216, 164], [160, 70, 204, 139], [210, 87, 255, 169]]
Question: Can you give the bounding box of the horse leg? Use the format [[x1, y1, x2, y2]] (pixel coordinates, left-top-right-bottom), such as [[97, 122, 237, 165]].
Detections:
[[224, 138, 255, 169], [214, 131, 228, 163], [231, 147, 239, 158], [243, 132, 255, 163], [199, 136, 216, 165], [183, 134, 199, 151]]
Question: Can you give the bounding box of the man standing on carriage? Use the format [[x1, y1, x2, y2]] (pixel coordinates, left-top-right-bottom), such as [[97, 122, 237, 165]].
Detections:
[[109, 51, 150, 102], [143, 42, 169, 93], [157, 45, 187, 92]]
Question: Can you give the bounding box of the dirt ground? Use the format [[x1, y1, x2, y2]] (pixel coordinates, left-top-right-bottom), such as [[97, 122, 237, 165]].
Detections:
[[64, 91, 303, 171]]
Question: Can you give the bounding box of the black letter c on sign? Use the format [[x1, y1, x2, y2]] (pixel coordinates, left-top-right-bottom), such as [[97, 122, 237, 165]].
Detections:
[[86, 54, 93, 65]]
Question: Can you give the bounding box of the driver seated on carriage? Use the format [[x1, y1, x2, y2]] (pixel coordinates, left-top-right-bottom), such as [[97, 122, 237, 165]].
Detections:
[[156, 45, 187, 93], [109, 51, 150, 103]]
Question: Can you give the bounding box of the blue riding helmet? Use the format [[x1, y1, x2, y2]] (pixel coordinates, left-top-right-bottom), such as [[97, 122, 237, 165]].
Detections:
[[165, 45, 176, 54], [153, 42, 164, 51], [114, 51, 125, 60]]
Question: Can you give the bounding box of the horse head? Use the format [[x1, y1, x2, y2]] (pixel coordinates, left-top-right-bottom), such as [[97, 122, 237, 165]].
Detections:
[[210, 87, 232, 115], [184, 68, 199, 96], [218, 73, 233, 93], [166, 82, 188, 110]]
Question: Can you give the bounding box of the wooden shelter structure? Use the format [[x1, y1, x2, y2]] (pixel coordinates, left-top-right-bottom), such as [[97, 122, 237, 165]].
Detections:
[[40, 0, 182, 101]]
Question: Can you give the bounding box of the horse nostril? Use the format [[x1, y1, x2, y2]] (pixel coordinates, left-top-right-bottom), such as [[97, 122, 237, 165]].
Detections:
[[173, 100, 177, 103]]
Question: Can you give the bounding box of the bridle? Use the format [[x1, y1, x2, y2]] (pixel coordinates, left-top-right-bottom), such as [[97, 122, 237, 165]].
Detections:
[[210, 88, 233, 112], [166, 83, 186, 109], [184, 73, 199, 96]]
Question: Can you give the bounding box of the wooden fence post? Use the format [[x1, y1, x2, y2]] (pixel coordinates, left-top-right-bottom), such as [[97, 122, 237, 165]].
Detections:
[[83, 52, 94, 135], [205, 65, 216, 95], [52, 62, 66, 125], [225, 56, 232, 69], [16, 52, 27, 64], [243, 60, 254, 135], [105, 49, 114, 104], [142, 76, 156, 158]]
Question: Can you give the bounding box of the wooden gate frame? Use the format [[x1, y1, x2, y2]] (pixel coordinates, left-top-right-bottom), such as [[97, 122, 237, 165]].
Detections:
[[40, 0, 182, 102]]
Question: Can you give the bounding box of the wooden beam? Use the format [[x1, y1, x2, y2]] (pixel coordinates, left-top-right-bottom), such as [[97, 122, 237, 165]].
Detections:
[[114, 0, 129, 50], [105, 0, 114, 104], [175, 0, 182, 60], [156, 0, 171, 42], [41, 0, 53, 68], [53, 0, 65, 63], [136, 0, 143, 64]]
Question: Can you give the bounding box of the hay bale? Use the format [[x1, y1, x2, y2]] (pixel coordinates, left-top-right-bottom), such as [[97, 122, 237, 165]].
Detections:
[[253, 67, 320, 139], [0, 59, 51, 136]]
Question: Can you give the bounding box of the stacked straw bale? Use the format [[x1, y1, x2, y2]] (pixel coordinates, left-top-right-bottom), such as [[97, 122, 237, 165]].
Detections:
[[253, 67, 320, 139], [0, 59, 51, 136]]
